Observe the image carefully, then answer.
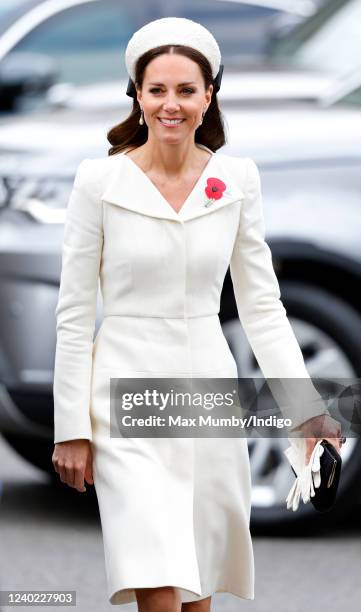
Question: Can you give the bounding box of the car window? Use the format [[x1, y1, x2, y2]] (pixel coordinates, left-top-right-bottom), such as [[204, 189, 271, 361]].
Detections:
[[6, 0, 298, 86], [169, 0, 285, 61], [0, 0, 35, 17], [270, 0, 361, 76], [0, 0, 39, 33], [288, 0, 361, 74], [9, 0, 146, 84]]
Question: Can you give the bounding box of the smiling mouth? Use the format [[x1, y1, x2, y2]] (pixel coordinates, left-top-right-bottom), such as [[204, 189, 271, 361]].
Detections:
[[158, 118, 186, 125]]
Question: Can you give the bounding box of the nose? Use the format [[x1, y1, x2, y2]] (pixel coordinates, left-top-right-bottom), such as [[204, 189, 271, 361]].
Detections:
[[162, 91, 181, 112]]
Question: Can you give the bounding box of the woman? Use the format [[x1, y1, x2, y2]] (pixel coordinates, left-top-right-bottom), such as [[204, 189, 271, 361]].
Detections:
[[52, 17, 343, 612]]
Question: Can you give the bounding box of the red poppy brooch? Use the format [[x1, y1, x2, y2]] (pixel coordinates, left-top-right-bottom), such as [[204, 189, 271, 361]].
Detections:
[[204, 177, 227, 207]]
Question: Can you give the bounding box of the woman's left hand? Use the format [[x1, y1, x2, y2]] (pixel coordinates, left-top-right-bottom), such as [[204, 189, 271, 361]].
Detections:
[[296, 413, 343, 464]]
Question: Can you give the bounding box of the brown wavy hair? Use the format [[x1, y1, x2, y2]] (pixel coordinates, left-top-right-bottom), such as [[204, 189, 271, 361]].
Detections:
[[107, 44, 227, 156]]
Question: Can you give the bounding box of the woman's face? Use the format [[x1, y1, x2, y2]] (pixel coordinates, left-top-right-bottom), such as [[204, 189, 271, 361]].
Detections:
[[136, 53, 213, 144]]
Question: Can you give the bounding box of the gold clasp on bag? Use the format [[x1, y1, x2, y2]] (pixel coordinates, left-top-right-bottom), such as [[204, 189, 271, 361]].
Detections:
[[327, 459, 337, 488]]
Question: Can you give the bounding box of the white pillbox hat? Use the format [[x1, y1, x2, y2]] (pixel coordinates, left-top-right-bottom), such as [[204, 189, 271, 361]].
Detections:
[[125, 17, 222, 82]]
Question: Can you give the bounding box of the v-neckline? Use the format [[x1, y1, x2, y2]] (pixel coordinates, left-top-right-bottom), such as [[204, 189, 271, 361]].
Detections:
[[122, 145, 215, 216]]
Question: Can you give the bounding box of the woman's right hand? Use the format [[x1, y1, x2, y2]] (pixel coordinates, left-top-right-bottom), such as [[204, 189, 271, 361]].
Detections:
[[295, 413, 343, 464], [52, 439, 94, 492]]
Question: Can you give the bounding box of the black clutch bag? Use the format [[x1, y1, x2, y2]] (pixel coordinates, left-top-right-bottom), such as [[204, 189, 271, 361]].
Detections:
[[310, 440, 342, 513], [287, 438, 343, 513]]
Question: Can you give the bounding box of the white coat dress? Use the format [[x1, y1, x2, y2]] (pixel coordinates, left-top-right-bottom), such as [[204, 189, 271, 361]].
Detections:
[[53, 143, 328, 605]]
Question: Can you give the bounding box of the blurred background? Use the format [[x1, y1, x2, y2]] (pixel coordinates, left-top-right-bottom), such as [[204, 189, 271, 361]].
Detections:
[[0, 1, 360, 610]]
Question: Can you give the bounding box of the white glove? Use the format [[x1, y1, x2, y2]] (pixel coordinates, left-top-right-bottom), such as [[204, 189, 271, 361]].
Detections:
[[283, 437, 324, 511]]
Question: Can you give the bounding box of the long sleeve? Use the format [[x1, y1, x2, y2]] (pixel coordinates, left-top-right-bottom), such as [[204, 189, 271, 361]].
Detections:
[[53, 159, 103, 444], [230, 157, 329, 432]]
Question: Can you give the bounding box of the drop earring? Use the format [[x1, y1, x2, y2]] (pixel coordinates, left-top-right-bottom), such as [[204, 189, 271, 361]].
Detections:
[[199, 108, 207, 126], [139, 107, 144, 125]]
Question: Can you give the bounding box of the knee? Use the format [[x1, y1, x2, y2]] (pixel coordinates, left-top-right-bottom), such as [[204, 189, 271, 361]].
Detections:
[[182, 596, 212, 611], [135, 586, 182, 612]]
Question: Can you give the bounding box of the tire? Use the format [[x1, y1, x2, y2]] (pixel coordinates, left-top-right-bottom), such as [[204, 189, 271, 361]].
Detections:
[[1, 432, 98, 498], [2, 433, 55, 476], [225, 281, 361, 532], [281, 282, 361, 374]]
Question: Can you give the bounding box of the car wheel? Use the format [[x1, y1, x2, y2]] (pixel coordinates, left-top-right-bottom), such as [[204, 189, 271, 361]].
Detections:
[[223, 281, 361, 531], [1, 433, 55, 476]]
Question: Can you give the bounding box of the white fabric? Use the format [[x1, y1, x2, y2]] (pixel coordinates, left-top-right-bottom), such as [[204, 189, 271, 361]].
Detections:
[[53, 146, 330, 605], [125, 17, 221, 81], [283, 438, 325, 511]]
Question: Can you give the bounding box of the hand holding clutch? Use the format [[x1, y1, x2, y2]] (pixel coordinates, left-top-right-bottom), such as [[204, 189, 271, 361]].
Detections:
[[283, 437, 343, 512]]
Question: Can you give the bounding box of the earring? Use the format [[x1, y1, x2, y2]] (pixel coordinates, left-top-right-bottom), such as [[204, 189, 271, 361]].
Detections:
[[199, 108, 207, 126], [139, 107, 144, 125]]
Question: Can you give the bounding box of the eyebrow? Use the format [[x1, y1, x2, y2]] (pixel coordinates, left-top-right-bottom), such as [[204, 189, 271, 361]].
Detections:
[[148, 81, 197, 86]]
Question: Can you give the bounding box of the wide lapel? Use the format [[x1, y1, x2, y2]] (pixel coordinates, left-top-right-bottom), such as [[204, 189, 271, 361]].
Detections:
[[101, 153, 178, 221], [179, 153, 244, 222], [100, 152, 244, 223]]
